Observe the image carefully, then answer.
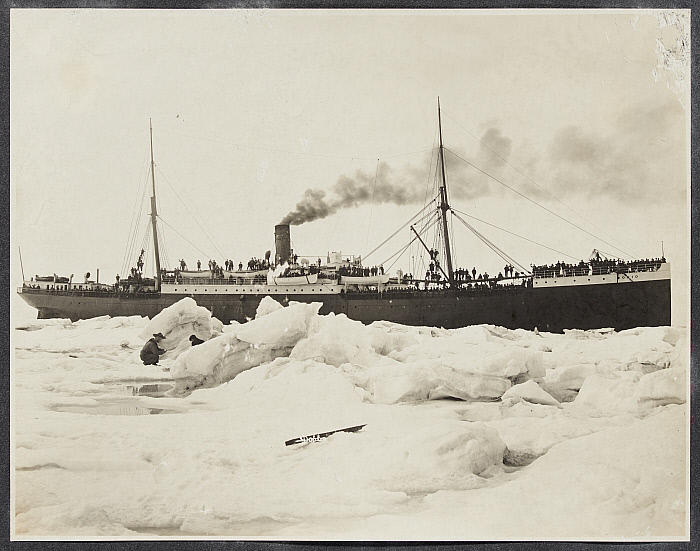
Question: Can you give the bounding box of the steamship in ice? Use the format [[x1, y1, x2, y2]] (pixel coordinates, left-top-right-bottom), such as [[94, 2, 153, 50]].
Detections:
[[17, 104, 671, 332]]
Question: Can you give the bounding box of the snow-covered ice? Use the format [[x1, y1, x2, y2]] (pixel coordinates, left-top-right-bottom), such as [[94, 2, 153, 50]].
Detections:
[[11, 297, 689, 540]]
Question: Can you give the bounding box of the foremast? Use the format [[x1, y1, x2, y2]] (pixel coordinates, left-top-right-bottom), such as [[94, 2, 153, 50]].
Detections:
[[437, 97, 455, 287], [149, 119, 162, 290]]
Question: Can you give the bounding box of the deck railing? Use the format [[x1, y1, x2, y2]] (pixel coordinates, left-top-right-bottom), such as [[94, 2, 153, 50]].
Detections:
[[18, 287, 160, 298], [532, 260, 664, 279]]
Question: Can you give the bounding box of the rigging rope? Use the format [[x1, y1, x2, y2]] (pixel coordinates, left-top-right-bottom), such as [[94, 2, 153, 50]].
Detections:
[[594, 248, 625, 260], [451, 207, 581, 262], [432, 215, 451, 281], [423, 123, 440, 210], [443, 147, 634, 259], [409, 210, 438, 278], [158, 216, 215, 260], [449, 210, 457, 268], [122, 148, 151, 275], [363, 200, 437, 261], [153, 132, 228, 260], [441, 110, 639, 258], [158, 221, 170, 270], [384, 240, 413, 274], [452, 212, 527, 273], [379, 216, 437, 268], [123, 196, 144, 276], [155, 167, 227, 260], [138, 224, 152, 275]]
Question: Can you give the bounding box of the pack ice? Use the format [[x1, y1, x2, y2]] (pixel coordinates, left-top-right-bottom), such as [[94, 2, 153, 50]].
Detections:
[[12, 297, 688, 539]]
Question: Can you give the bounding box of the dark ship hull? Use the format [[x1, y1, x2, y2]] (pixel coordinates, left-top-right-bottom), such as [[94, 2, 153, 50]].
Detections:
[[18, 274, 671, 332]]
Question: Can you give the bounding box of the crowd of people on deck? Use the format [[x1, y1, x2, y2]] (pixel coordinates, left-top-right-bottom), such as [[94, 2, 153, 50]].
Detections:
[[176, 258, 273, 274], [171, 257, 273, 278], [531, 257, 666, 278], [420, 260, 525, 285], [281, 265, 319, 277], [166, 255, 391, 281], [247, 258, 270, 271], [337, 265, 385, 277], [47, 247, 667, 298]]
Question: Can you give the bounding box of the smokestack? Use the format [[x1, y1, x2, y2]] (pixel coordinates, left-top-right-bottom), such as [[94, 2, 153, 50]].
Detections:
[[275, 224, 291, 266]]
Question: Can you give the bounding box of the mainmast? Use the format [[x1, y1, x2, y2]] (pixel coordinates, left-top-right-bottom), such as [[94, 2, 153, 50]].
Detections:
[[149, 119, 162, 290], [437, 97, 454, 286]]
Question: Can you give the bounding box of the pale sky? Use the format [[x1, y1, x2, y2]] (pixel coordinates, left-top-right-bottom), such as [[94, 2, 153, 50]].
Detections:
[[10, 9, 690, 325]]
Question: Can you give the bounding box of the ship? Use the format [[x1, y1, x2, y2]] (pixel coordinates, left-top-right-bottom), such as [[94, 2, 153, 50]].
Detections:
[[17, 103, 671, 332]]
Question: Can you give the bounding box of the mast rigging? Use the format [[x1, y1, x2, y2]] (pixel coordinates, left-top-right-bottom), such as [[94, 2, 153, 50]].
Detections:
[[149, 119, 162, 290], [437, 97, 455, 286]]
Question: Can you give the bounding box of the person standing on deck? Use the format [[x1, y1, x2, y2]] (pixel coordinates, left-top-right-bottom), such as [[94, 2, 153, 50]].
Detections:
[[140, 333, 166, 366]]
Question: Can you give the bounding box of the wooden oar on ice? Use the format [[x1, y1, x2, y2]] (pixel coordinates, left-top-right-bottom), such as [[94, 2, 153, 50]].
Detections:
[[285, 424, 366, 446]]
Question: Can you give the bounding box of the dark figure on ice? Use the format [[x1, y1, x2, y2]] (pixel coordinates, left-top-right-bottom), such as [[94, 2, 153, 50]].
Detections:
[[189, 334, 205, 346], [140, 332, 166, 366]]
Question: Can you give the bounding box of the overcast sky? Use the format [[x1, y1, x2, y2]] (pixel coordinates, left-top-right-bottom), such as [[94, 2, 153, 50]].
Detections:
[[10, 9, 690, 324]]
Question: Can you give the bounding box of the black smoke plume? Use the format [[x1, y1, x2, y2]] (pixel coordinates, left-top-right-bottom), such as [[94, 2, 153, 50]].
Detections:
[[280, 127, 513, 226], [280, 161, 428, 226]]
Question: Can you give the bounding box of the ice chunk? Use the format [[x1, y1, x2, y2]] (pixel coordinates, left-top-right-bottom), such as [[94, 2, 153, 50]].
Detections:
[[377, 421, 507, 492], [668, 336, 688, 371], [221, 320, 241, 332], [73, 316, 111, 329], [421, 346, 543, 380], [543, 363, 598, 391], [659, 326, 684, 346], [502, 380, 560, 407], [571, 372, 640, 414], [364, 362, 511, 404], [291, 313, 378, 367], [485, 348, 542, 378], [211, 317, 224, 336], [255, 296, 284, 318], [236, 301, 321, 347], [450, 325, 494, 344], [563, 328, 604, 339], [170, 331, 292, 391], [170, 301, 323, 391], [137, 297, 214, 355], [366, 324, 419, 356], [634, 367, 686, 407]]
